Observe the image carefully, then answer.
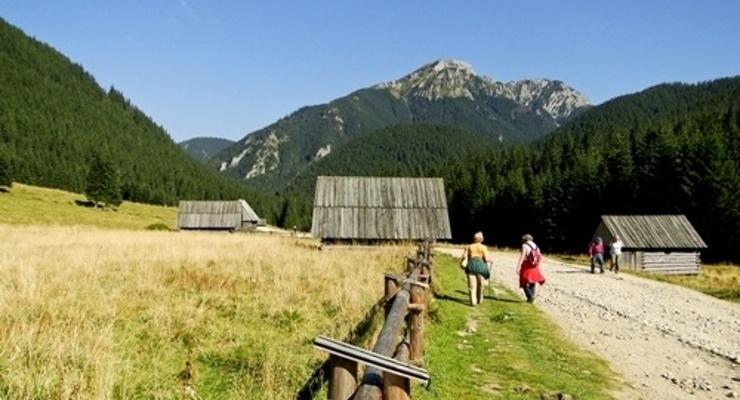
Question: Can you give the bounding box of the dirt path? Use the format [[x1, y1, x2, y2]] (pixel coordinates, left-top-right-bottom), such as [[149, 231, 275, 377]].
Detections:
[[439, 248, 740, 399]]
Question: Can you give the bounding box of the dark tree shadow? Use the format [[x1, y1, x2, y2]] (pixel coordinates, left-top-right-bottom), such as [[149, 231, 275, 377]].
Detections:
[[74, 199, 96, 208]]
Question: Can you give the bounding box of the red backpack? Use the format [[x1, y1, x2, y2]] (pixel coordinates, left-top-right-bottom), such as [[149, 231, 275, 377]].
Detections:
[[525, 243, 542, 267]]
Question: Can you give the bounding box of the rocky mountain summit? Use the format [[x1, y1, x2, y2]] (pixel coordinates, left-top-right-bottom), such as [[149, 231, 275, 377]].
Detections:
[[211, 59, 591, 191], [377, 59, 589, 123]]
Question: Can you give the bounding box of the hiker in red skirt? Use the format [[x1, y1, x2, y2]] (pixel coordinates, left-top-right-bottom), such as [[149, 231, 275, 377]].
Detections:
[[516, 234, 546, 303]]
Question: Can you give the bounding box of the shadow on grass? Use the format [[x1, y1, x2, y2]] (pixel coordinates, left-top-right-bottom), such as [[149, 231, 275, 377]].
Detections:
[[434, 292, 469, 306], [447, 289, 525, 304], [482, 295, 523, 303]]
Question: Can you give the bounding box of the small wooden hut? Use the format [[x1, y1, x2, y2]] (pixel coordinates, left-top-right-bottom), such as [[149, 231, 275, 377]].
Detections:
[[311, 176, 452, 242], [177, 200, 261, 231], [592, 215, 707, 275]]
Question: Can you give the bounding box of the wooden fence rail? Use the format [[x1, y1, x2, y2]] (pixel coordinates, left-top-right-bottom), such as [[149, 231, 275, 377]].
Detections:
[[313, 239, 434, 400]]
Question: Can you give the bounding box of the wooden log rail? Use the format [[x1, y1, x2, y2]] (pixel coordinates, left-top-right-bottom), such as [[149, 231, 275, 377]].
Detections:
[[313, 239, 435, 400]]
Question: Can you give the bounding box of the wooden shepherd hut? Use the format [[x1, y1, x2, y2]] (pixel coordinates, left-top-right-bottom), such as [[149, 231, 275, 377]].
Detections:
[[311, 176, 452, 242], [592, 215, 707, 275], [177, 200, 261, 231]]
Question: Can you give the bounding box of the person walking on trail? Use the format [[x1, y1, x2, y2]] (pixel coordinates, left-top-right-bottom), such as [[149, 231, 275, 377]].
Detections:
[[516, 234, 545, 303], [609, 235, 624, 273], [589, 237, 605, 274], [460, 231, 490, 307]]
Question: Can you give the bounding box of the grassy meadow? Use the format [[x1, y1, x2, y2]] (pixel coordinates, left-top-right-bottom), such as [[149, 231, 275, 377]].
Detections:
[[0, 183, 176, 230], [0, 225, 409, 399], [413, 255, 618, 399]]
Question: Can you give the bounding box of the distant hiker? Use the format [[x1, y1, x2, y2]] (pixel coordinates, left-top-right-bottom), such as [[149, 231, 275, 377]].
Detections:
[[516, 234, 545, 303], [460, 231, 490, 307], [609, 235, 624, 273], [589, 237, 605, 274]]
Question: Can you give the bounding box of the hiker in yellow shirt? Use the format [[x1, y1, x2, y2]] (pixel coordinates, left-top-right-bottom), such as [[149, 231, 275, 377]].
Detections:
[[460, 231, 491, 306]]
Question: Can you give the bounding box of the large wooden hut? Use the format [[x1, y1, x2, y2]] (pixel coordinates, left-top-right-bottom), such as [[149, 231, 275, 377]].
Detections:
[[177, 200, 260, 231], [592, 215, 707, 275], [311, 176, 452, 242]]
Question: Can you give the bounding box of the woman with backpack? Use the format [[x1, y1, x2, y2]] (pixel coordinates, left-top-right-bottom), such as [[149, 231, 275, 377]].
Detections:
[[460, 231, 491, 307], [516, 234, 546, 303]]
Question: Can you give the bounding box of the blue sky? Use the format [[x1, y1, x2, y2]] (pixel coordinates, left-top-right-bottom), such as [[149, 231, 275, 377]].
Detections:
[[1, 1, 738, 142]]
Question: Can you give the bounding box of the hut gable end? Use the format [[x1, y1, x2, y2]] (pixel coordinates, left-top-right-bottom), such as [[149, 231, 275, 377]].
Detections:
[[311, 176, 452, 240]]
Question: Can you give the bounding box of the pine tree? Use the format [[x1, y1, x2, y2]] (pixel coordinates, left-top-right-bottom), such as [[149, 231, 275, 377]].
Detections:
[[85, 155, 122, 208], [0, 152, 11, 191]]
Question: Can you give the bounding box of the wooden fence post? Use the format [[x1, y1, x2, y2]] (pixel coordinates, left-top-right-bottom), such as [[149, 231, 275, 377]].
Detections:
[[384, 275, 399, 301], [384, 342, 411, 400], [328, 355, 357, 400], [383, 372, 410, 400], [406, 257, 416, 274], [408, 285, 425, 365]]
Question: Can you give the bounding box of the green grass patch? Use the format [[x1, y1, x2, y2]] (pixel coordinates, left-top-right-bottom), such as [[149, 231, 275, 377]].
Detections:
[[0, 183, 176, 230], [414, 255, 618, 399]]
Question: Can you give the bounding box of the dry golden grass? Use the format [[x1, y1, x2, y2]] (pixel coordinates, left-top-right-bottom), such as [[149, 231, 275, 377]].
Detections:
[[637, 264, 740, 303], [0, 225, 410, 399]]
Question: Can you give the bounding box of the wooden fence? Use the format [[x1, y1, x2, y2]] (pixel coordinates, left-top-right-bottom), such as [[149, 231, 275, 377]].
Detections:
[[313, 240, 435, 400]]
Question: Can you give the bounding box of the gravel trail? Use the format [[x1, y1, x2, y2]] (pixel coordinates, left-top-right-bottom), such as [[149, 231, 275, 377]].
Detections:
[[440, 248, 740, 399]]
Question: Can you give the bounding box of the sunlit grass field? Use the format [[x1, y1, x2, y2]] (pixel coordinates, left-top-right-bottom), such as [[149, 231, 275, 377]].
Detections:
[[0, 183, 176, 230], [0, 225, 409, 399]]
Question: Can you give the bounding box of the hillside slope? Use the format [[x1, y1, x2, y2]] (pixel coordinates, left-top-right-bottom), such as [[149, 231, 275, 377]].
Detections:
[[0, 18, 275, 218], [0, 183, 176, 230], [213, 59, 589, 191], [180, 137, 234, 162]]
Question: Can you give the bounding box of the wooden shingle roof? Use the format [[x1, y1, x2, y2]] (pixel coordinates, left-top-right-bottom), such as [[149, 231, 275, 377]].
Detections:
[[177, 200, 260, 229], [599, 215, 707, 249], [311, 176, 451, 240]]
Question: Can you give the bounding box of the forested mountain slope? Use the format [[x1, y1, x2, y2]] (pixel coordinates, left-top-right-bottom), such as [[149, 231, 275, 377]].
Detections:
[[0, 18, 276, 218], [180, 137, 234, 162], [443, 77, 740, 262], [213, 59, 589, 191], [277, 124, 496, 228]]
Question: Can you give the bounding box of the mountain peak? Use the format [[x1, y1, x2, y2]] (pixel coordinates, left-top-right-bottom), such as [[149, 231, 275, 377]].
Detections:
[[424, 59, 476, 75], [376, 59, 480, 100]]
